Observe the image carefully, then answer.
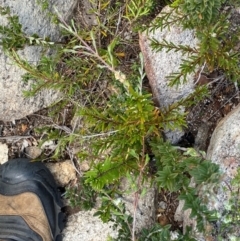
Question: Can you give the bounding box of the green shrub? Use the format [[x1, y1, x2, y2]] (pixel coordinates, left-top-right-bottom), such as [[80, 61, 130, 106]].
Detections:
[[0, 0, 240, 240], [149, 0, 240, 85]]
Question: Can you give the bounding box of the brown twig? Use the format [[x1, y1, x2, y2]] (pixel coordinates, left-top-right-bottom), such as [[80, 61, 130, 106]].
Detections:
[[0, 135, 33, 140]]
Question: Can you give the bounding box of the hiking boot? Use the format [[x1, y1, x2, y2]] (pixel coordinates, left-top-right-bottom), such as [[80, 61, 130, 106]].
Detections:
[[0, 158, 65, 241]]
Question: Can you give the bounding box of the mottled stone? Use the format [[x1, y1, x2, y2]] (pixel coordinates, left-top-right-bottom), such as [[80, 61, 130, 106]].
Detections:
[[175, 104, 240, 240], [25, 146, 42, 159], [45, 160, 76, 186], [139, 6, 197, 109], [62, 209, 118, 241], [139, 6, 198, 143], [0, 0, 78, 121], [0, 143, 8, 164]]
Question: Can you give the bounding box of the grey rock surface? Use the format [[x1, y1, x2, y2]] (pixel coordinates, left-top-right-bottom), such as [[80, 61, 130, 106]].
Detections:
[[120, 178, 156, 233], [76, 0, 97, 27], [0, 0, 77, 41], [139, 6, 198, 143], [175, 104, 240, 240], [139, 6, 198, 109], [206, 103, 240, 208], [62, 209, 118, 241], [0, 0, 78, 122], [25, 146, 42, 159]]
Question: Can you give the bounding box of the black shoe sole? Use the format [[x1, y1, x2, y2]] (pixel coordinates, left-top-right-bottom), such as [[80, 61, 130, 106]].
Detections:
[[0, 158, 65, 241]]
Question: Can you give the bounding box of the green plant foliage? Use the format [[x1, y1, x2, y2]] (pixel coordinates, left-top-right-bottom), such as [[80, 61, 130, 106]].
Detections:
[[94, 190, 133, 240], [125, 0, 154, 23], [65, 177, 97, 210], [196, 16, 240, 77], [36, 0, 49, 11], [1, 0, 238, 240], [211, 168, 240, 240], [138, 224, 172, 241], [139, 223, 198, 241], [189, 160, 219, 184], [0, 6, 27, 50], [151, 138, 211, 191], [151, 137, 220, 233], [85, 157, 136, 191], [179, 188, 218, 231], [177, 0, 226, 29], [0, 6, 54, 50], [34, 125, 74, 160], [81, 84, 208, 192], [149, 0, 240, 86]]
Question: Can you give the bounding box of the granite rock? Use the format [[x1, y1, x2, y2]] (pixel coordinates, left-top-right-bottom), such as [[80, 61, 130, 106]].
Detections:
[[139, 6, 198, 143], [0, 0, 78, 122]]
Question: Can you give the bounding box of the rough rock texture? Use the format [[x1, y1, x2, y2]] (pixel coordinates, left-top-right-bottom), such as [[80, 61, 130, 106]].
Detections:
[[206, 103, 240, 210], [62, 209, 118, 241], [206, 104, 240, 172], [79, 160, 90, 172], [0, 46, 61, 122], [77, 0, 97, 27], [62, 178, 156, 241], [175, 104, 240, 240], [139, 7, 197, 109], [45, 160, 77, 186], [1, 0, 77, 40], [25, 146, 42, 159], [0, 0, 78, 122], [0, 143, 8, 164], [120, 178, 156, 233], [139, 6, 198, 142]]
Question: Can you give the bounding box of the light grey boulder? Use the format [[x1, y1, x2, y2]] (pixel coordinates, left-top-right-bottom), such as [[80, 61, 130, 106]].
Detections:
[[62, 209, 118, 241], [206, 104, 240, 211], [175, 104, 240, 240], [139, 6, 197, 108], [0, 0, 78, 122], [139, 6, 198, 142], [0, 0, 77, 41]]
